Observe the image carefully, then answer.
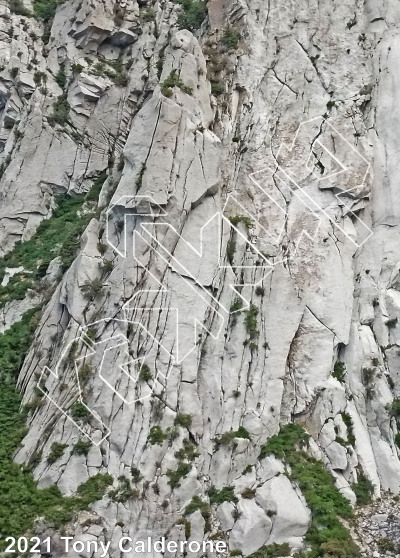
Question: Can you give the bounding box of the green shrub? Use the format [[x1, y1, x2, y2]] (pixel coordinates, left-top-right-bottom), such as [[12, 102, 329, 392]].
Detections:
[[222, 26, 241, 49], [376, 538, 394, 553], [389, 399, 400, 418], [140, 8, 155, 22], [86, 172, 107, 201], [70, 402, 90, 421], [33, 0, 62, 21], [0, 310, 113, 548], [210, 78, 224, 96], [166, 461, 192, 488], [130, 467, 143, 483], [80, 278, 105, 301], [351, 473, 374, 505], [109, 475, 139, 502], [139, 363, 152, 382], [48, 94, 70, 126], [320, 538, 361, 557], [208, 485, 237, 505], [47, 442, 68, 464], [229, 215, 253, 228], [174, 413, 192, 428], [73, 440, 91, 456], [260, 423, 309, 459], [160, 70, 192, 96], [148, 426, 166, 445], [247, 543, 291, 558], [259, 424, 355, 556], [55, 64, 66, 88], [244, 306, 259, 338], [185, 495, 211, 518], [91, 60, 128, 86], [230, 298, 243, 312], [174, 439, 199, 461], [332, 362, 346, 383], [172, 0, 206, 30], [215, 426, 250, 448], [341, 412, 356, 446]]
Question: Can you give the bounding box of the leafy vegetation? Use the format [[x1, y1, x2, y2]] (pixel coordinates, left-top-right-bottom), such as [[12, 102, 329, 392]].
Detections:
[[139, 363, 153, 382], [70, 402, 90, 421], [172, 0, 206, 31], [319, 539, 360, 558], [160, 70, 193, 96], [166, 461, 192, 488], [81, 278, 105, 301], [32, 0, 62, 21], [208, 485, 238, 505], [0, 189, 99, 307], [222, 27, 241, 49], [341, 412, 356, 446], [48, 94, 70, 126], [230, 298, 243, 313], [229, 215, 253, 228], [72, 440, 91, 456], [55, 63, 67, 89], [174, 413, 192, 428], [376, 538, 394, 553], [214, 426, 250, 448], [247, 543, 291, 558], [260, 424, 358, 558], [47, 442, 68, 464], [351, 473, 374, 505], [109, 475, 139, 503], [91, 60, 128, 87], [148, 426, 167, 445], [0, 309, 113, 547], [332, 362, 346, 383], [185, 495, 211, 518], [174, 439, 199, 461], [389, 398, 400, 418], [244, 305, 259, 338]]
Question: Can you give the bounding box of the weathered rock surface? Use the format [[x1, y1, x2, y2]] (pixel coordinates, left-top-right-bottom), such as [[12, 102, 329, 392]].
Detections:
[[1, 0, 400, 555]]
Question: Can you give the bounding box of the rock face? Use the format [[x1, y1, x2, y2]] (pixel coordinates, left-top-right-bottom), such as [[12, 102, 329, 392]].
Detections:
[[2, 0, 400, 555]]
